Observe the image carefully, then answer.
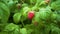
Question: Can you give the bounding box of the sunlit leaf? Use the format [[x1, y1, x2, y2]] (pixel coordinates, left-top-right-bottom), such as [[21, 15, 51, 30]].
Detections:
[[13, 13, 21, 23]]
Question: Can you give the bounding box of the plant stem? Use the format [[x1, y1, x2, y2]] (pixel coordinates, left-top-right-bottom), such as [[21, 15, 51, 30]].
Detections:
[[21, 20, 24, 27]]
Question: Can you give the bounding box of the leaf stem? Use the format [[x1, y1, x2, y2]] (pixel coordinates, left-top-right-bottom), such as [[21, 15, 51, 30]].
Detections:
[[21, 20, 24, 27]]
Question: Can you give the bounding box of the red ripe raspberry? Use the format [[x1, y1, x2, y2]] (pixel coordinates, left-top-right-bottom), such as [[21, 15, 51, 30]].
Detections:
[[28, 11, 35, 20]]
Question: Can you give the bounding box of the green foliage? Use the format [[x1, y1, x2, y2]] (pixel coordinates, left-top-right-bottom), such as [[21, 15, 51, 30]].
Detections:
[[0, 2, 10, 23], [0, 0, 60, 34], [20, 28, 27, 34], [39, 7, 52, 21], [4, 23, 19, 31], [50, 23, 60, 34], [21, 7, 30, 21], [32, 12, 40, 23], [13, 13, 21, 23], [51, 1, 60, 10], [4, 23, 20, 34]]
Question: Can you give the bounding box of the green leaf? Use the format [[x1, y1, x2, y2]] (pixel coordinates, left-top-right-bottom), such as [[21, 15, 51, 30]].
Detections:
[[22, 7, 30, 21], [13, 13, 21, 23], [51, 1, 60, 10], [56, 14, 60, 22], [39, 7, 52, 21], [32, 12, 40, 23], [13, 27, 20, 34], [0, 9, 3, 20], [51, 12, 58, 21], [51, 24, 60, 34], [20, 28, 27, 34], [0, 0, 9, 4], [22, 7, 30, 13], [22, 3, 28, 7], [5, 23, 19, 31], [8, 0, 14, 7], [30, 0, 36, 4], [27, 29, 33, 34], [0, 31, 8, 34], [43, 24, 51, 34], [0, 2, 10, 23], [0, 2, 9, 12], [7, 0, 16, 11]]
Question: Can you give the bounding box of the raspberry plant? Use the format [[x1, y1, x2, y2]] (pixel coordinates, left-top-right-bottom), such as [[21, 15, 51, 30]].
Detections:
[[0, 0, 60, 34]]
